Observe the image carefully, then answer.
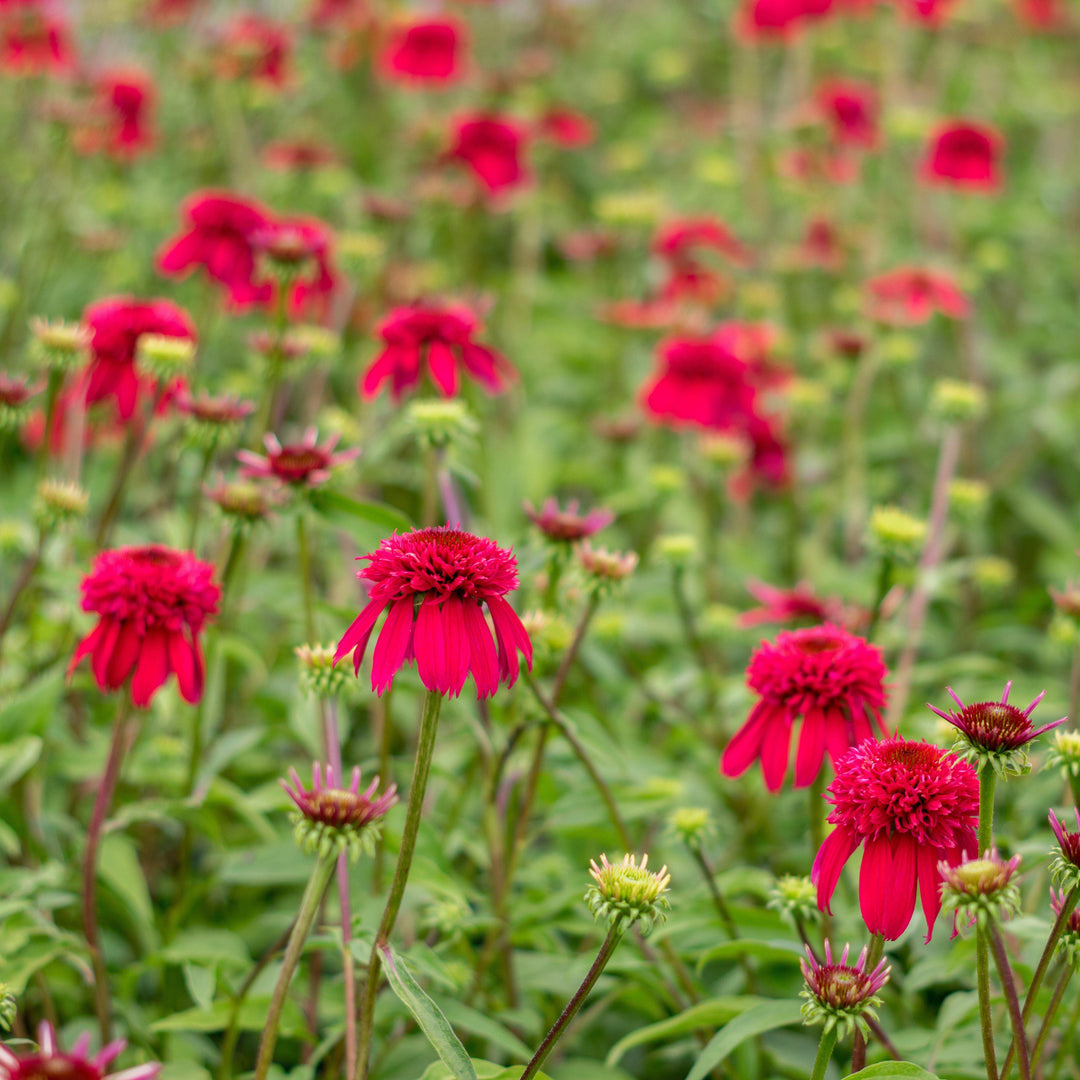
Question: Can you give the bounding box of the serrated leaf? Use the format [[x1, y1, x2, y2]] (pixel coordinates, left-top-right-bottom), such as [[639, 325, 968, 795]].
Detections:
[[684, 1000, 804, 1080], [381, 944, 477, 1080]]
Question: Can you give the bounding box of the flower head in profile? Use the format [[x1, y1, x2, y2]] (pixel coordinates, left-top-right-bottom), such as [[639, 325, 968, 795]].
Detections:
[[81, 296, 196, 420], [70, 546, 220, 707], [721, 624, 887, 792], [176, 390, 254, 445], [205, 476, 285, 526], [816, 79, 878, 149], [939, 848, 1022, 928], [800, 941, 890, 1038], [238, 428, 359, 488], [737, 580, 851, 629], [0, 1021, 160, 1080], [1050, 888, 1080, 969], [360, 302, 516, 401], [812, 737, 979, 941], [865, 267, 969, 326], [97, 68, 155, 158], [524, 498, 613, 543], [334, 527, 532, 698], [282, 763, 398, 860], [379, 17, 465, 85], [586, 853, 671, 936], [578, 542, 638, 585], [0, 372, 42, 429], [1049, 808, 1080, 891], [920, 121, 1004, 193], [445, 113, 530, 197], [928, 682, 1064, 776], [537, 107, 595, 148]]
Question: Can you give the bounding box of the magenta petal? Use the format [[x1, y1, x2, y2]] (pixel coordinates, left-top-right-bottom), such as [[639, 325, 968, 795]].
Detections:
[[106, 620, 142, 689], [794, 707, 827, 788], [426, 341, 459, 397], [917, 844, 944, 943], [487, 595, 532, 685], [720, 702, 770, 780], [334, 600, 385, 669], [361, 347, 401, 399], [860, 833, 918, 940], [462, 600, 499, 699], [70, 622, 106, 678], [441, 595, 471, 696], [371, 596, 415, 694], [92, 617, 122, 690], [168, 631, 201, 704], [131, 626, 170, 708], [414, 599, 447, 693], [812, 826, 859, 915], [759, 713, 792, 792]]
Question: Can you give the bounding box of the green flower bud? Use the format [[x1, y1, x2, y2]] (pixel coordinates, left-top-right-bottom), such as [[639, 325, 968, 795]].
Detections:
[[930, 379, 987, 423], [586, 853, 671, 937]]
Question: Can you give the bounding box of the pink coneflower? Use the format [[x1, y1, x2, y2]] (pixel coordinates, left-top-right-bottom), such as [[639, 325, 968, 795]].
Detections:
[[250, 216, 339, 317], [333, 526, 532, 698], [70, 546, 221, 707], [0, 372, 42, 426], [1049, 808, 1080, 888], [0, 0, 74, 75], [360, 301, 516, 401], [175, 389, 255, 427], [798, 218, 845, 272], [0, 1021, 160, 1080], [813, 737, 979, 941], [928, 682, 1064, 759], [537, 107, 595, 148], [816, 79, 878, 149], [865, 267, 969, 325], [524, 498, 613, 542], [216, 14, 291, 87], [920, 121, 1004, 193], [98, 68, 155, 159], [721, 624, 887, 791], [653, 217, 752, 270], [238, 428, 359, 488], [445, 113, 530, 197], [737, 580, 849, 628], [379, 17, 465, 85], [799, 940, 891, 1036]]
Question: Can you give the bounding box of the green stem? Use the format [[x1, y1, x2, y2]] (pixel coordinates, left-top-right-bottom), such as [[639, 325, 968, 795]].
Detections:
[[1030, 964, 1071, 1075], [186, 443, 215, 551], [977, 926, 1000, 1080], [253, 852, 336, 1080], [978, 766, 997, 854], [297, 511, 316, 644], [38, 368, 63, 478], [988, 921, 1030, 1080], [1049, 979, 1080, 1080], [354, 690, 444, 1080], [865, 555, 893, 641], [810, 1026, 839, 1080], [520, 922, 625, 1080], [688, 844, 757, 993], [851, 935, 886, 1073]]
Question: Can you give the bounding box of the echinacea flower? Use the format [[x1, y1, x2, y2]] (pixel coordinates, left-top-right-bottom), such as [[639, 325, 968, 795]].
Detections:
[[721, 624, 887, 791], [250, 216, 339, 317], [238, 428, 359, 488], [0, 1021, 160, 1080], [1050, 888, 1080, 968], [282, 763, 398, 860], [939, 848, 1022, 927], [379, 17, 465, 85], [813, 737, 979, 941], [175, 389, 254, 442], [586, 853, 671, 935], [928, 681, 1065, 776], [70, 546, 221, 707], [81, 296, 196, 420], [262, 139, 338, 172], [524, 498, 614, 542], [800, 941, 890, 1038], [216, 14, 291, 87], [737, 580, 850, 629], [920, 121, 1004, 193], [0, 1, 74, 75], [865, 267, 970, 325], [98, 68, 155, 158], [0, 372, 42, 428], [360, 302, 516, 401], [205, 476, 285, 525], [445, 113, 530, 196], [1049, 808, 1080, 891], [816, 79, 878, 149], [333, 526, 532, 698], [537, 107, 595, 148]]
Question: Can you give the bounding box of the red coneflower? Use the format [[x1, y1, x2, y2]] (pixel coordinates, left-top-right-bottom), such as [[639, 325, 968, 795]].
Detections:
[[737, 580, 850, 628], [70, 545, 221, 707], [81, 296, 196, 420], [652, 217, 752, 302], [334, 526, 532, 698], [813, 737, 979, 941], [537, 107, 595, 148], [0, 1021, 160, 1080], [816, 79, 878, 149], [0, 0, 74, 75], [920, 121, 1004, 193], [799, 940, 891, 1036], [721, 624, 887, 791], [445, 113, 530, 196], [98, 68, 155, 158], [216, 14, 291, 87], [360, 301, 516, 401], [379, 17, 465, 85], [865, 267, 969, 325], [238, 428, 359, 488], [524, 498, 614, 542], [250, 215, 339, 317]]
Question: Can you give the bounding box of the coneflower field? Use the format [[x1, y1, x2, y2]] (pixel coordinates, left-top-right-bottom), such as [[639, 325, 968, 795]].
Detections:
[[0, 1, 1078, 1079]]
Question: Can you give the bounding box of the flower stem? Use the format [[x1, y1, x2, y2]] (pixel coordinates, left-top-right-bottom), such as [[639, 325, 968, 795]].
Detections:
[[988, 920, 1031, 1080], [977, 927, 1000, 1080], [1030, 964, 1071, 1075], [687, 843, 757, 993], [865, 554, 894, 642], [978, 766, 997, 853], [354, 690, 444, 1080], [0, 531, 43, 663], [520, 921, 626, 1080], [1049, 978, 1080, 1080], [253, 851, 337, 1080], [186, 443, 215, 551], [83, 696, 133, 1043], [810, 1026, 839, 1080], [851, 934, 886, 1073], [296, 510, 316, 644]]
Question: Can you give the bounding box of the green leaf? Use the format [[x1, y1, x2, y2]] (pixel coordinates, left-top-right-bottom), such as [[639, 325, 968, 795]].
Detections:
[[0, 668, 63, 740], [418, 1064, 551, 1080], [844, 1065, 943, 1080], [695, 938, 805, 973], [684, 1000, 804, 1080], [150, 996, 306, 1035], [381, 944, 477, 1080], [99, 835, 158, 950], [606, 996, 765, 1066], [308, 490, 414, 534], [437, 999, 532, 1060], [161, 928, 252, 969], [0, 736, 42, 790], [182, 963, 216, 1011]]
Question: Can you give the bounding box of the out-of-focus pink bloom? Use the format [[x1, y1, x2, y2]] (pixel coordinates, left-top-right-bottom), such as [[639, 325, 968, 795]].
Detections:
[[898, 0, 960, 23], [251, 216, 340, 319], [96, 68, 155, 158], [866, 267, 970, 325], [146, 0, 203, 26], [816, 79, 878, 149], [653, 217, 752, 268], [524, 498, 614, 542], [445, 113, 530, 197], [379, 17, 465, 85], [558, 230, 618, 262], [537, 107, 595, 147], [1012, 0, 1069, 28], [921, 121, 1004, 193], [798, 218, 845, 271], [217, 14, 291, 87], [735, 0, 835, 39], [738, 580, 850, 628], [263, 139, 338, 171], [0, 0, 73, 75], [238, 428, 360, 488]]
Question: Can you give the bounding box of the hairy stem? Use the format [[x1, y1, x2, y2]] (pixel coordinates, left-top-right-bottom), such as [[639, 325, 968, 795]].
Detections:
[[1030, 964, 1071, 1075], [988, 920, 1030, 1080], [810, 1025, 839, 1080]]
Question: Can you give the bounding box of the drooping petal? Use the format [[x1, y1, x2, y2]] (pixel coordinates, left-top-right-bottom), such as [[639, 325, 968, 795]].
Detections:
[[440, 594, 471, 696], [91, 617, 123, 690], [860, 832, 918, 940], [487, 595, 532, 686], [168, 631, 201, 704], [759, 711, 793, 792], [371, 596, 415, 694], [426, 341, 459, 397], [812, 825, 859, 915], [334, 600, 385, 670], [917, 844, 945, 943], [720, 702, 771, 780], [131, 626, 170, 707], [462, 600, 499, 699], [360, 346, 404, 399], [69, 622, 107, 677], [414, 598, 448, 693], [794, 707, 828, 788], [105, 619, 143, 689]]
